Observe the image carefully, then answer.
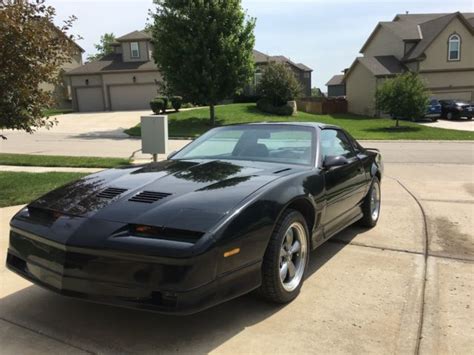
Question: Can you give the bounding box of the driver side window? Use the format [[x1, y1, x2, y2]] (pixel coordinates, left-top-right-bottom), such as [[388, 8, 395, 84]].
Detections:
[[320, 129, 355, 160]]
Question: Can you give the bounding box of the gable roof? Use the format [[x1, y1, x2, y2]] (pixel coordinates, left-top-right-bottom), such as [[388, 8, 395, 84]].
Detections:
[[326, 74, 344, 86], [65, 53, 158, 75], [116, 30, 152, 42], [345, 55, 406, 81], [252, 50, 312, 72], [360, 12, 474, 60]]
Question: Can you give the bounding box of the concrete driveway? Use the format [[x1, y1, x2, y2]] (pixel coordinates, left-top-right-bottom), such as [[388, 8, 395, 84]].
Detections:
[[0, 142, 473, 354], [418, 118, 474, 131], [38, 110, 153, 137]]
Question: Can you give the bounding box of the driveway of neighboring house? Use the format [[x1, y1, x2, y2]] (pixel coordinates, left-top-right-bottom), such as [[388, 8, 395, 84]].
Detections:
[[40, 110, 154, 137], [418, 118, 474, 131]]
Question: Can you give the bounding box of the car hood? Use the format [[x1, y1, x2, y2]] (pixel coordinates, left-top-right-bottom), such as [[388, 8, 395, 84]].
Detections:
[[28, 159, 303, 232]]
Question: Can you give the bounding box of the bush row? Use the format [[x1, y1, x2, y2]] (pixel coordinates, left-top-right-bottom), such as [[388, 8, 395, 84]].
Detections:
[[149, 96, 183, 114], [256, 98, 295, 116]]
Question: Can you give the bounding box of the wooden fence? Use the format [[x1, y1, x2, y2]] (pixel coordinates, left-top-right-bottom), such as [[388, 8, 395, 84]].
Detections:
[[296, 97, 348, 115]]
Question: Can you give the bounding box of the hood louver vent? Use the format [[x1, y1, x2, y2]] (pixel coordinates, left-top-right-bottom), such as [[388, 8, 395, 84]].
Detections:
[[129, 191, 171, 204], [97, 187, 128, 199]]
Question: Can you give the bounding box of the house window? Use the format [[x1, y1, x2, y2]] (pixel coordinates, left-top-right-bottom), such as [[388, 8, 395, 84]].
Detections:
[[304, 72, 310, 79], [254, 72, 262, 87], [448, 34, 460, 61], [130, 42, 140, 58]]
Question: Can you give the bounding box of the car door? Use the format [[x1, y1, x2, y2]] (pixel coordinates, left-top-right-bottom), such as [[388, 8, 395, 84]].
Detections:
[[320, 129, 367, 235]]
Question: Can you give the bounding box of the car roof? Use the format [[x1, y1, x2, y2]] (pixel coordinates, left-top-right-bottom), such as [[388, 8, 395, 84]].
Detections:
[[226, 121, 341, 130]]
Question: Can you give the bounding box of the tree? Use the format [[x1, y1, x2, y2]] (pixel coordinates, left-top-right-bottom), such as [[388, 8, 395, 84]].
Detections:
[[150, 0, 256, 125], [311, 87, 324, 97], [0, 0, 78, 137], [375, 72, 429, 127], [257, 62, 302, 106], [87, 33, 116, 62]]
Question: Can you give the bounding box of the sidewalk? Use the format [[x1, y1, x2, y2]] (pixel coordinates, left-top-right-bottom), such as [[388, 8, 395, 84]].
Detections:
[[0, 165, 103, 173]]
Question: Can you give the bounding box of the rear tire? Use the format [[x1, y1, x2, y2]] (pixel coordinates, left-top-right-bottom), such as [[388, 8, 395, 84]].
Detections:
[[258, 209, 309, 303], [359, 176, 381, 228]]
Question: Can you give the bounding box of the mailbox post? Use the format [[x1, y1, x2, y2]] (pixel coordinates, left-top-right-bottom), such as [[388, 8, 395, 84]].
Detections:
[[140, 115, 168, 162]]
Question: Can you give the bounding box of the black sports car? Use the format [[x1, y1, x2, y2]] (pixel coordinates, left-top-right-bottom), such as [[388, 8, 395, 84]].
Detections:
[[7, 123, 383, 314]]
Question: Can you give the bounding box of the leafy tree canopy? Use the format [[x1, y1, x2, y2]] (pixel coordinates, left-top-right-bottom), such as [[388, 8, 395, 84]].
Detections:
[[150, 0, 256, 125], [375, 72, 429, 127], [87, 33, 116, 62], [257, 62, 302, 106], [0, 0, 78, 137]]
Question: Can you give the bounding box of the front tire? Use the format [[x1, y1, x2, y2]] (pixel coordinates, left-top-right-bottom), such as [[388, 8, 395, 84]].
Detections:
[[446, 112, 453, 120], [359, 176, 381, 228], [259, 209, 309, 303]]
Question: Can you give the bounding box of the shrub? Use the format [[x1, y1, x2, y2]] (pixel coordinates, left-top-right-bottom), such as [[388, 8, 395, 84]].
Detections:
[[181, 102, 195, 109], [375, 72, 429, 127], [257, 98, 295, 116], [257, 62, 302, 106], [170, 96, 183, 112], [150, 97, 166, 114], [233, 93, 261, 103]]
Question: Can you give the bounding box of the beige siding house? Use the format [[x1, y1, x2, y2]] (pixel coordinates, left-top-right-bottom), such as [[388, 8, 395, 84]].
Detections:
[[248, 50, 313, 97], [344, 12, 474, 116], [39, 38, 84, 109], [66, 30, 161, 112]]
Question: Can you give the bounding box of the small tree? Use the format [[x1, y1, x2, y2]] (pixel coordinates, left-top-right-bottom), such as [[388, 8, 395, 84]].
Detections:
[[0, 0, 78, 137], [257, 62, 302, 106], [151, 0, 256, 126], [87, 33, 116, 62], [375, 72, 429, 127]]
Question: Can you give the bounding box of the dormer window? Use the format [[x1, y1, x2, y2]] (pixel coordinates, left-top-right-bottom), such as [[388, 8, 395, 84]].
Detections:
[[448, 34, 460, 61], [130, 42, 140, 58]]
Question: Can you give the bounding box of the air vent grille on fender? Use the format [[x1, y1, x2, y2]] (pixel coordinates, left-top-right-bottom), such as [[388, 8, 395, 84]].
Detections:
[[129, 191, 171, 203], [97, 187, 128, 199]]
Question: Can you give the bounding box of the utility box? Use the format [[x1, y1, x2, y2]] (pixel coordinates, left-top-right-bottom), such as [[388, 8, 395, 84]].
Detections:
[[140, 115, 168, 156]]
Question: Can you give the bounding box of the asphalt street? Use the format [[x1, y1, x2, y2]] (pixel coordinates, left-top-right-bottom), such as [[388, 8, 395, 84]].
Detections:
[[0, 127, 473, 353]]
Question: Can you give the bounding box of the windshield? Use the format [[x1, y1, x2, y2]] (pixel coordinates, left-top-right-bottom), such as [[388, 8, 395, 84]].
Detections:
[[172, 125, 316, 166]]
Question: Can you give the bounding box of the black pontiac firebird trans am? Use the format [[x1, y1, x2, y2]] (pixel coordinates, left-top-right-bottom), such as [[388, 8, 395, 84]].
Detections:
[[7, 123, 383, 314]]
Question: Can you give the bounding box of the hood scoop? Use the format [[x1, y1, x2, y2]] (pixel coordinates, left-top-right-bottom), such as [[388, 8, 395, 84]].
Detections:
[[129, 191, 172, 204], [97, 187, 128, 199]]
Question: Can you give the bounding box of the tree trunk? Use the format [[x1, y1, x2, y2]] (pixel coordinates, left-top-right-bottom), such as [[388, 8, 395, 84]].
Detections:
[[210, 103, 215, 126], [395, 118, 400, 128]]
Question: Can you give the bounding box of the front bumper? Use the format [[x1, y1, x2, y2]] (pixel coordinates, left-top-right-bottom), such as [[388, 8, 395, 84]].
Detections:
[[6, 228, 261, 315]]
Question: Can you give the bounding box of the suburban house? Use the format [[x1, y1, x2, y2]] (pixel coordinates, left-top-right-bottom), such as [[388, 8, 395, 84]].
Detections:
[[344, 12, 474, 116], [66, 30, 161, 112], [40, 28, 84, 109], [326, 74, 346, 97], [66, 30, 313, 112], [251, 49, 313, 97]]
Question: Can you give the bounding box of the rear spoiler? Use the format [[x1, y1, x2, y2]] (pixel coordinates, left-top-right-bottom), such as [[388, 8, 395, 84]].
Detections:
[[364, 147, 379, 152]]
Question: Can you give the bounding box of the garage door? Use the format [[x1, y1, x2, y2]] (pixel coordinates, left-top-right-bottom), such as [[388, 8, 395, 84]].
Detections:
[[431, 91, 473, 101], [109, 84, 157, 111], [76, 87, 104, 112]]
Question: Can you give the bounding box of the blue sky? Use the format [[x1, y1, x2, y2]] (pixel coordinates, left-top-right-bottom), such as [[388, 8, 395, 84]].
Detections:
[[49, 0, 473, 90]]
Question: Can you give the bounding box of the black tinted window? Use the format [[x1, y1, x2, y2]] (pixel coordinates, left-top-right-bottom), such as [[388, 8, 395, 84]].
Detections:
[[320, 129, 355, 160]]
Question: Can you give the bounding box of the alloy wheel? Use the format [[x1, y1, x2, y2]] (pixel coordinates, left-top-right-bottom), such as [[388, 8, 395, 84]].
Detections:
[[279, 222, 308, 292], [370, 181, 381, 221]]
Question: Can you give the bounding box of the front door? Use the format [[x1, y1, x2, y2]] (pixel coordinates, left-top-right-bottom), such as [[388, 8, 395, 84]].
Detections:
[[320, 129, 367, 235]]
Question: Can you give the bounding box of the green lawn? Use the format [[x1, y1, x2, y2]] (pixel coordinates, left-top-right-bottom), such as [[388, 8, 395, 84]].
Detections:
[[0, 153, 130, 168], [0, 172, 87, 207], [44, 108, 73, 117], [124, 103, 473, 140]]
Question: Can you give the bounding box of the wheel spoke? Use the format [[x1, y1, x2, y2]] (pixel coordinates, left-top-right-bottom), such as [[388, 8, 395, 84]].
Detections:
[[288, 260, 296, 278], [280, 262, 289, 282], [280, 246, 287, 259], [285, 228, 294, 249], [290, 240, 300, 254]]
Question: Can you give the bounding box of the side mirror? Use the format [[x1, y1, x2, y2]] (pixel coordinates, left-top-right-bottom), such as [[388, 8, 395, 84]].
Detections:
[[323, 155, 349, 169], [167, 150, 177, 160]]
